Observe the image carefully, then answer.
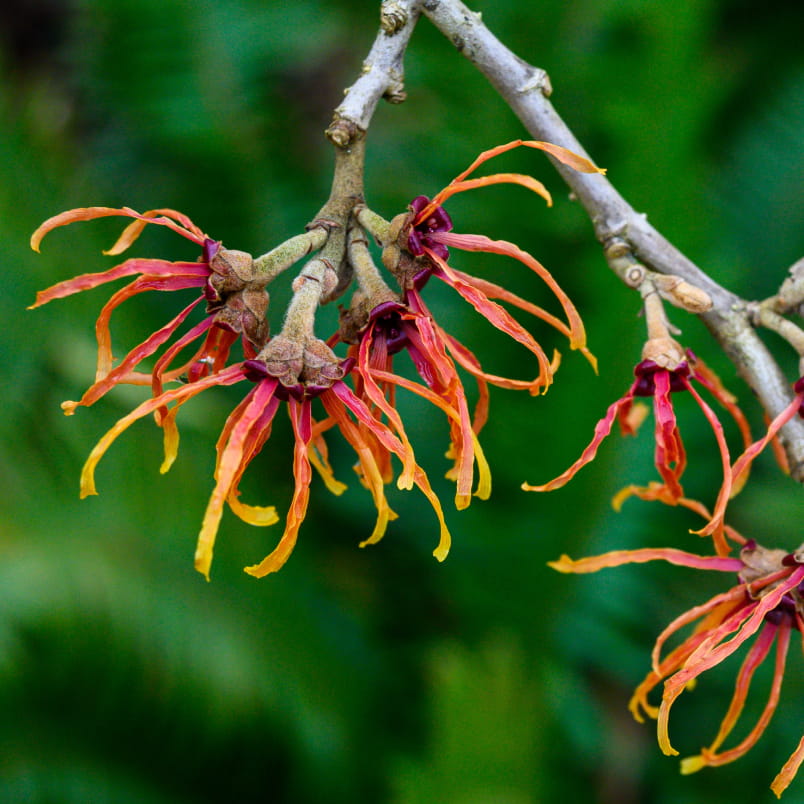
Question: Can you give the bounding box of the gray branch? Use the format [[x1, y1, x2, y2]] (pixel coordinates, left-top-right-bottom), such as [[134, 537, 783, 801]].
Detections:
[[328, 0, 423, 145], [420, 0, 804, 480]]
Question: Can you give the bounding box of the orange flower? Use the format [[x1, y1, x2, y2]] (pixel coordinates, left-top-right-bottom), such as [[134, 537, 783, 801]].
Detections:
[[75, 355, 450, 580], [348, 293, 491, 511], [524, 351, 752, 555], [30, 207, 267, 416], [403, 139, 602, 393], [551, 539, 804, 797]]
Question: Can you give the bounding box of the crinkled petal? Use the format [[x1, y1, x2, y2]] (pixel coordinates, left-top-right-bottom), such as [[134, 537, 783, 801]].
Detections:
[[65, 297, 205, 417], [548, 548, 744, 575], [731, 391, 803, 493], [90, 272, 208, 381], [103, 208, 207, 254], [28, 259, 208, 309], [431, 172, 553, 209], [320, 392, 397, 547], [358, 324, 418, 490], [448, 268, 597, 372], [681, 620, 788, 773], [650, 589, 745, 676], [430, 234, 589, 363], [331, 380, 452, 561], [79, 364, 245, 499], [428, 249, 556, 393], [434, 139, 604, 198], [685, 377, 734, 555], [31, 206, 206, 255], [523, 388, 636, 492], [371, 367, 492, 506], [657, 566, 804, 756], [651, 370, 685, 499], [437, 330, 490, 434], [307, 418, 349, 496], [195, 379, 278, 579], [243, 398, 313, 578]]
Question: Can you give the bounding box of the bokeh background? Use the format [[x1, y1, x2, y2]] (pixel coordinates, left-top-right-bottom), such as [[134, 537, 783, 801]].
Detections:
[[2, 0, 803, 801]]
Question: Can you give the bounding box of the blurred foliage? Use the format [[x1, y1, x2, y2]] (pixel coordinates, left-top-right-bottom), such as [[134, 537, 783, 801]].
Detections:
[[2, 0, 803, 802]]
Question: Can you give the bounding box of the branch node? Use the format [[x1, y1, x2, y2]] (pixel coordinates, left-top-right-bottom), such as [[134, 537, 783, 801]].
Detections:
[[380, 0, 409, 34], [775, 256, 804, 316], [517, 68, 552, 98], [325, 115, 365, 149], [603, 236, 631, 260], [625, 265, 646, 287], [384, 69, 407, 104]]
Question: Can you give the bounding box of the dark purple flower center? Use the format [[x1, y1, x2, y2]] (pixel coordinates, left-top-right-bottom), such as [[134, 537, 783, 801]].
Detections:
[[407, 195, 452, 261], [793, 376, 804, 418], [368, 301, 410, 355], [242, 358, 270, 383], [203, 238, 221, 264], [633, 359, 690, 397]]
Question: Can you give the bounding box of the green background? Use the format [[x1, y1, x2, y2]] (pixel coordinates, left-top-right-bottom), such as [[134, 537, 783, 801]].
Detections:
[[2, 0, 803, 801]]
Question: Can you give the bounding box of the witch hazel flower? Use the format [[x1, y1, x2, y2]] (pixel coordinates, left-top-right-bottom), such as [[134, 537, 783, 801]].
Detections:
[[524, 294, 752, 556], [382, 139, 603, 393], [342, 141, 603, 510], [30, 206, 334, 465], [550, 536, 804, 797], [75, 338, 450, 580], [29, 207, 271, 412], [344, 289, 492, 512]]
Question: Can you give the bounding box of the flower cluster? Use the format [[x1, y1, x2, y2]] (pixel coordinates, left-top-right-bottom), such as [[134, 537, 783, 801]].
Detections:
[[526, 258, 804, 793], [551, 534, 804, 797], [31, 140, 603, 579]]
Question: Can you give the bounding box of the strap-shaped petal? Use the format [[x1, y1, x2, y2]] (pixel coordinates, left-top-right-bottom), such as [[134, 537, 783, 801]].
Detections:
[[243, 398, 313, 578], [195, 378, 278, 579]]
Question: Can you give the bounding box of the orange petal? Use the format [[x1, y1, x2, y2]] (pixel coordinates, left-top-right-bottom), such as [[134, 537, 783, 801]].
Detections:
[[433, 172, 552, 208], [194, 379, 277, 579], [331, 380, 452, 560], [79, 365, 244, 498], [432, 235, 589, 360], [681, 621, 786, 771], [524, 392, 634, 492], [243, 398, 312, 578], [547, 548, 744, 575]]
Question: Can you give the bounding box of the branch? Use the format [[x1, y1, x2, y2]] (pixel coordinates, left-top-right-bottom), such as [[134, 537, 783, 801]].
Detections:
[[326, 0, 423, 147], [420, 0, 804, 481]]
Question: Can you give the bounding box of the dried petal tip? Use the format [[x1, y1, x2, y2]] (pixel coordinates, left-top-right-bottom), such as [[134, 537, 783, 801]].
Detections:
[[546, 554, 580, 573]]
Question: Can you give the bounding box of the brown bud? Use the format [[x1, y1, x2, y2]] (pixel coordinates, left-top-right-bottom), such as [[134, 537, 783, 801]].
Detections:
[[777, 257, 804, 314], [256, 335, 304, 386], [301, 339, 346, 386], [326, 116, 362, 149], [380, 0, 408, 34], [387, 211, 412, 249], [654, 274, 712, 314], [211, 248, 254, 282], [641, 336, 685, 370], [739, 543, 788, 587]]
